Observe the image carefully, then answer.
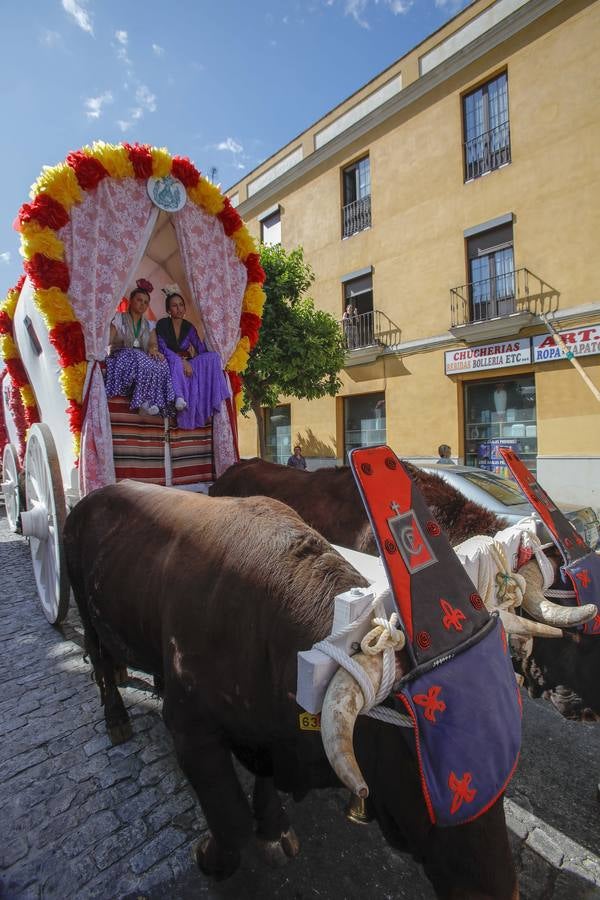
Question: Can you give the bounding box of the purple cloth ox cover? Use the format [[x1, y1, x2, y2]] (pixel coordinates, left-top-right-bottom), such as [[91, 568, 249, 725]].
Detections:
[[349, 445, 521, 827]]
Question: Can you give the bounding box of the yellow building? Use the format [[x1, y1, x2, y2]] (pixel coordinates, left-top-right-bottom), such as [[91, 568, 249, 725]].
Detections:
[[228, 0, 600, 507]]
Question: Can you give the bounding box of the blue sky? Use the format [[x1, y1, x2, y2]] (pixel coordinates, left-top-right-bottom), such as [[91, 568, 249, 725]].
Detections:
[[1, 0, 467, 287]]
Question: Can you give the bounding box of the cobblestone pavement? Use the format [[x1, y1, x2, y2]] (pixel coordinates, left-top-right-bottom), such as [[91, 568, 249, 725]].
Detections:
[[1, 509, 599, 899]]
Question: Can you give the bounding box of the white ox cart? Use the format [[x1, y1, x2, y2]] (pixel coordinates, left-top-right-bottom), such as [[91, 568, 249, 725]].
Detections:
[[1, 142, 264, 625]]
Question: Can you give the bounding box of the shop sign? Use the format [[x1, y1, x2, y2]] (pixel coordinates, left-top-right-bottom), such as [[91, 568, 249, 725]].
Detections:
[[445, 339, 531, 374], [532, 324, 600, 363]]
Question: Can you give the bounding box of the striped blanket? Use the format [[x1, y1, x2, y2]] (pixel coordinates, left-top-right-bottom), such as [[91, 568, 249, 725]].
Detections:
[[108, 396, 213, 486]]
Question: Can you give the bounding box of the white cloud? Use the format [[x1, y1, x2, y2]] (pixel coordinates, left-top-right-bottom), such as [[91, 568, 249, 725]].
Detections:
[[136, 84, 156, 113], [62, 0, 93, 35], [84, 91, 113, 119], [217, 137, 243, 154], [40, 29, 62, 47], [0, 251, 10, 265], [131, 107, 144, 121], [115, 30, 127, 45], [326, 0, 413, 27], [152, 43, 164, 56], [117, 119, 133, 133]]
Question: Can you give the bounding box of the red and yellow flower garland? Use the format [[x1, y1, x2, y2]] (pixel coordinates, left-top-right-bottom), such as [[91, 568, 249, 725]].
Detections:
[[15, 141, 265, 458], [0, 275, 40, 458]]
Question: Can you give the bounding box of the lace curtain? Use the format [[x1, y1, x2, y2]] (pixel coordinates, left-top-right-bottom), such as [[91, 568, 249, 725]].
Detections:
[[173, 202, 247, 476], [60, 179, 157, 495]]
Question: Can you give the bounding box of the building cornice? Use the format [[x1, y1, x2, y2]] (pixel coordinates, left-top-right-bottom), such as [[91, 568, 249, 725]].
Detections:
[[237, 0, 564, 218]]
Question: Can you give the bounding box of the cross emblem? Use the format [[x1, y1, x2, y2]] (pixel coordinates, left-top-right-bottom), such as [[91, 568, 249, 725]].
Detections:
[[448, 771, 477, 815], [413, 685, 446, 723], [390, 501, 402, 514]]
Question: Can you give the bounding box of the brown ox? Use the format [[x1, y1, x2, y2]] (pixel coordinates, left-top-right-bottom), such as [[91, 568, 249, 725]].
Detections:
[[209, 457, 505, 552], [64, 481, 518, 898]]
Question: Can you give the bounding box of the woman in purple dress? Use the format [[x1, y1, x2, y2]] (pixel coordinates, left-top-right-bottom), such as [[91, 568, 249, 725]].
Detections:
[[105, 279, 175, 416], [155, 287, 230, 429]]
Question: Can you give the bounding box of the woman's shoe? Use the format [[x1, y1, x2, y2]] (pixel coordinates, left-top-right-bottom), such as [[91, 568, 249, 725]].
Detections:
[[175, 397, 188, 411], [140, 402, 160, 416]]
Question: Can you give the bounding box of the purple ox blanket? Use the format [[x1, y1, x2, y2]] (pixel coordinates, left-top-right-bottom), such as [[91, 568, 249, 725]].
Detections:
[[350, 445, 522, 827]]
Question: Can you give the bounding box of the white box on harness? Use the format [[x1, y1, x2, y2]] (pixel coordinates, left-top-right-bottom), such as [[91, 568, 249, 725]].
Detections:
[[297, 586, 375, 715]]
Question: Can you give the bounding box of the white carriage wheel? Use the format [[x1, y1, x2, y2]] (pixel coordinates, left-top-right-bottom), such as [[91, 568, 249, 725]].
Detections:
[[24, 423, 69, 625], [2, 443, 21, 532]]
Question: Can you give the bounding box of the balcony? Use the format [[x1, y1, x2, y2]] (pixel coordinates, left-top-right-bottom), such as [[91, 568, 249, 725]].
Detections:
[[340, 309, 401, 365], [342, 195, 371, 238], [450, 268, 559, 342], [464, 122, 511, 181]]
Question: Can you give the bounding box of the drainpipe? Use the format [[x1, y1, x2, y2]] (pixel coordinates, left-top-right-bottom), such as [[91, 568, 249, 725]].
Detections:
[[539, 312, 600, 404]]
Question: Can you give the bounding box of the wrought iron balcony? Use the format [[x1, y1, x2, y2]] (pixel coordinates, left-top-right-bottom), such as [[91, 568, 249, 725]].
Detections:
[[464, 122, 511, 181], [450, 268, 559, 339], [342, 195, 371, 238], [339, 309, 401, 355]]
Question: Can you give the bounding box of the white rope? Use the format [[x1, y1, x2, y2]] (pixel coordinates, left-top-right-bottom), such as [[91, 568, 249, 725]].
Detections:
[[489, 541, 526, 613], [545, 588, 576, 600]]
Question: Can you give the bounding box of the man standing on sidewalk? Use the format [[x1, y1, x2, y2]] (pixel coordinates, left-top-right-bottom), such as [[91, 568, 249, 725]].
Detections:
[[287, 445, 307, 469]]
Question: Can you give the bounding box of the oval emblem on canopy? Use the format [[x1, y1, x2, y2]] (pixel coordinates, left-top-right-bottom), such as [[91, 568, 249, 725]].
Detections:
[[147, 175, 187, 212]]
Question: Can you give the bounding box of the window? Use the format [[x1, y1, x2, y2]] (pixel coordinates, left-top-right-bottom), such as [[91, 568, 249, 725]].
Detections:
[[342, 156, 371, 237], [467, 222, 514, 322], [265, 404, 291, 464], [342, 272, 374, 349], [260, 208, 281, 246], [463, 73, 510, 181], [344, 393, 385, 459], [464, 375, 537, 475]]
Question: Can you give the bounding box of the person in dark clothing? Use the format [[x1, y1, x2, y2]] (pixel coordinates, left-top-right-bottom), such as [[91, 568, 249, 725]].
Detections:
[[287, 445, 307, 469]]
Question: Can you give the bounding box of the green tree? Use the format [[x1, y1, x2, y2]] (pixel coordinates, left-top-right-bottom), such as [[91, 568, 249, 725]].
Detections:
[[243, 244, 346, 458]]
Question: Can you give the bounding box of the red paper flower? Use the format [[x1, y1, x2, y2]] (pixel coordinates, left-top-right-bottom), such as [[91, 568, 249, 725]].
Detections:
[[217, 198, 243, 237], [49, 321, 86, 367], [240, 312, 261, 349], [6, 375, 28, 464], [171, 156, 200, 189], [24, 404, 40, 428], [18, 195, 69, 231], [6, 357, 29, 388], [66, 399, 83, 434], [125, 143, 154, 179], [228, 371, 243, 396], [25, 254, 70, 292], [66, 151, 109, 191], [244, 253, 266, 285], [0, 310, 13, 336]]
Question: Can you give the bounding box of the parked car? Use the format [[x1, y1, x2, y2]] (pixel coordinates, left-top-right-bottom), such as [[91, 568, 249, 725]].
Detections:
[[417, 463, 600, 550]]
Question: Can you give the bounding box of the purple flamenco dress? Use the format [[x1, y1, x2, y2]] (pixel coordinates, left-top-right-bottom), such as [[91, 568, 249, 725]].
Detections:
[[104, 313, 175, 416], [155, 317, 230, 429]]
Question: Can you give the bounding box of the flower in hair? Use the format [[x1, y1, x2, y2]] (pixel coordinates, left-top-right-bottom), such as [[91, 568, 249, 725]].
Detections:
[[136, 277, 154, 294], [161, 283, 181, 298]]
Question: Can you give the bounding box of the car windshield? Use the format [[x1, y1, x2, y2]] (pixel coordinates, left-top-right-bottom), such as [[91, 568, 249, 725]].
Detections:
[[460, 471, 528, 506]]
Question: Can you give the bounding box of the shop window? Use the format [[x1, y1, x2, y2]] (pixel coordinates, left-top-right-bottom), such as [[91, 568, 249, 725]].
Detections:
[[467, 222, 514, 323], [344, 393, 385, 459], [265, 404, 291, 464], [464, 375, 537, 476], [463, 72, 511, 181], [342, 156, 371, 238], [342, 272, 374, 349], [260, 208, 281, 246]]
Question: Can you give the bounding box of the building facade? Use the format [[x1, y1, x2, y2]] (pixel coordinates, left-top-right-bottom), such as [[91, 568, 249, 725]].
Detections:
[[228, 0, 600, 506]]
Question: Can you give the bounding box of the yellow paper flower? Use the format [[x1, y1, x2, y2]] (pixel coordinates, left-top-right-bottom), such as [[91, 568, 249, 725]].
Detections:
[[20, 223, 65, 261], [59, 362, 87, 402], [0, 333, 18, 361], [188, 179, 225, 215], [34, 288, 76, 328], [87, 142, 134, 179], [72, 432, 81, 457], [242, 283, 266, 317], [231, 226, 256, 262], [1, 288, 20, 320], [234, 390, 244, 412], [31, 163, 82, 209], [20, 384, 37, 407], [226, 336, 251, 373], [151, 147, 172, 178]]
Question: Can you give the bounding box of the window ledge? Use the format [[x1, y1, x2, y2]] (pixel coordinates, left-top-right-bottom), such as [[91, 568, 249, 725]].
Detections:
[[450, 311, 535, 343], [344, 345, 382, 366]]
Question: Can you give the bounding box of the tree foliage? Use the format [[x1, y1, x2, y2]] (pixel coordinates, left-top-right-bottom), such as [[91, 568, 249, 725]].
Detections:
[[242, 244, 346, 453]]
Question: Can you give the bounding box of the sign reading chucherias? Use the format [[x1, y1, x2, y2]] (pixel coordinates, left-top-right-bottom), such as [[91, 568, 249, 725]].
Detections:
[[444, 339, 531, 374]]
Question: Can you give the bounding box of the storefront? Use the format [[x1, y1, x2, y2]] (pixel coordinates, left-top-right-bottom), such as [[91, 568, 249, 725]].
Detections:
[[343, 392, 386, 460]]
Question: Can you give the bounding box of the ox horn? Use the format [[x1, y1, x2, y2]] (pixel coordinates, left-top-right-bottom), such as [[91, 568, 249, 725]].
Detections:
[[320, 652, 382, 799], [519, 560, 598, 628], [498, 609, 563, 639]]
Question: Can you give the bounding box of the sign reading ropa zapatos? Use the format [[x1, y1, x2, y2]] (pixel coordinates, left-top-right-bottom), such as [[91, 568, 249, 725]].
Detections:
[[444, 339, 531, 374], [532, 324, 600, 363]]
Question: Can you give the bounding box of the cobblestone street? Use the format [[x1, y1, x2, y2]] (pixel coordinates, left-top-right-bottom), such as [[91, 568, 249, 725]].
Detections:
[[1, 510, 599, 900]]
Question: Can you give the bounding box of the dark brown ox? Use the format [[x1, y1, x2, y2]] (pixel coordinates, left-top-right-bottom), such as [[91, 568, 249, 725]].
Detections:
[[210, 459, 600, 722], [64, 481, 518, 899]]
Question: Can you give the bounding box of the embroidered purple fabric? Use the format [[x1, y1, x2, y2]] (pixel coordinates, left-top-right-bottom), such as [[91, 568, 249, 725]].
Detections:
[[104, 348, 175, 416]]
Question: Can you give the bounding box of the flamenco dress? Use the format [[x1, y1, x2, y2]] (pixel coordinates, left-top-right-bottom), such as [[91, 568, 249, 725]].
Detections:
[[104, 313, 175, 416]]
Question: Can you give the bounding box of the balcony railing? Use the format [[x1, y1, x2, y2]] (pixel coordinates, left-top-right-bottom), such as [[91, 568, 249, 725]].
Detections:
[[464, 122, 511, 181], [340, 309, 401, 352], [450, 268, 559, 328], [342, 195, 371, 238]]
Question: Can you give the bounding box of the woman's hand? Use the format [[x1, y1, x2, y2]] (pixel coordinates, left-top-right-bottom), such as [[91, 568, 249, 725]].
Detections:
[[149, 348, 165, 362], [183, 359, 193, 377], [187, 345, 196, 359]]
